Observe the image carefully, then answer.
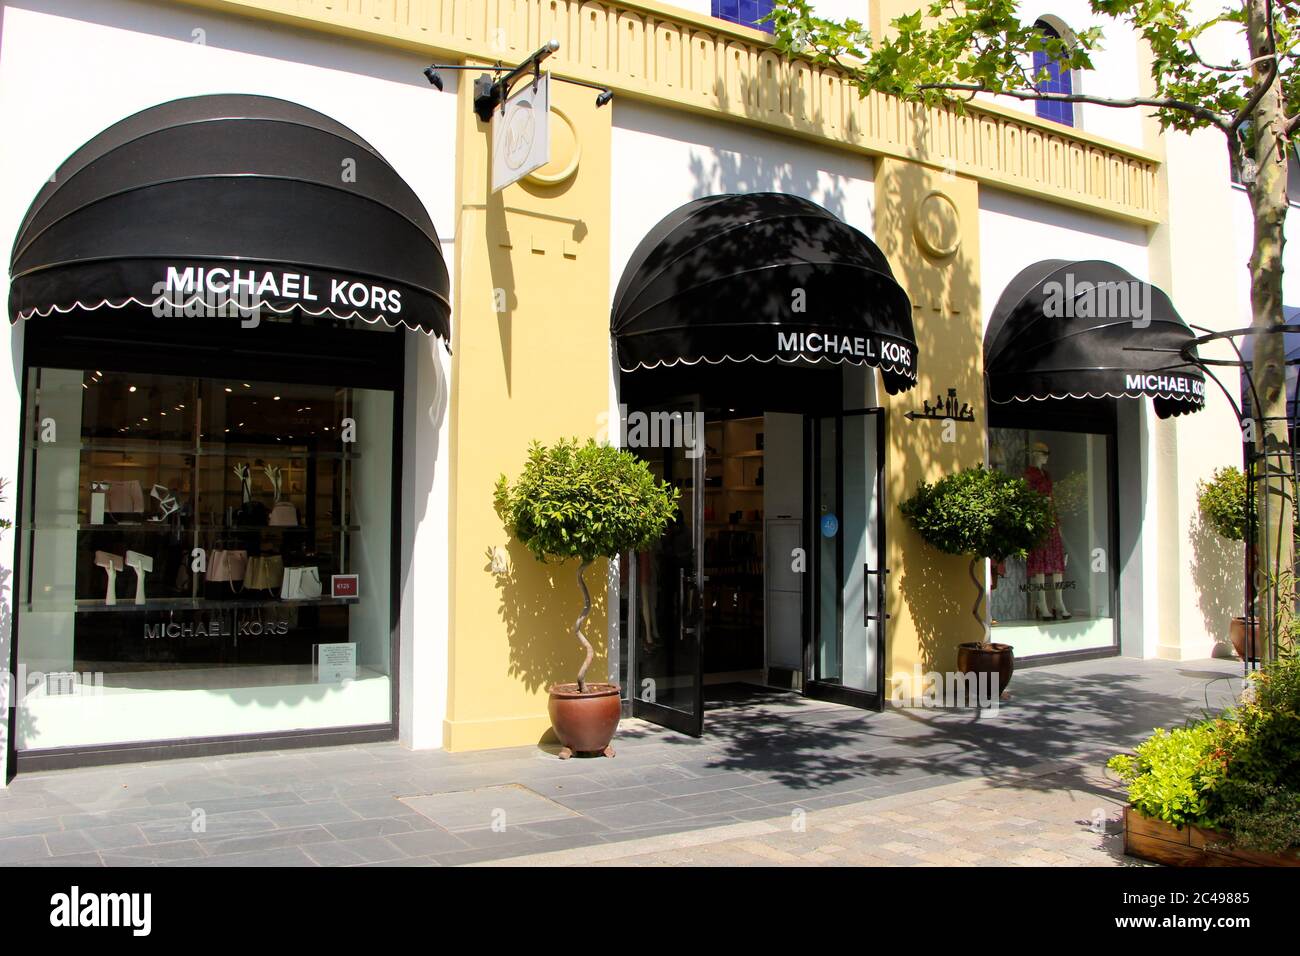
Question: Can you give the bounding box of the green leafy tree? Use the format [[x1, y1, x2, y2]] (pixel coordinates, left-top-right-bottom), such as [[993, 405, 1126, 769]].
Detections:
[[770, 0, 1297, 657], [1198, 466, 1249, 541], [495, 439, 679, 691], [900, 465, 1055, 635]]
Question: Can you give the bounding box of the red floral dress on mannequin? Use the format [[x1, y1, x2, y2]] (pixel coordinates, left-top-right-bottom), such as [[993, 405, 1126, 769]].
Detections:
[[1023, 465, 1065, 575]]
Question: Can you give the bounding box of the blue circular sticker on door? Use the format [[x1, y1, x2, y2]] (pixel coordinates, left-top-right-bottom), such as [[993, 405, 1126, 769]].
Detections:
[[820, 513, 839, 538]]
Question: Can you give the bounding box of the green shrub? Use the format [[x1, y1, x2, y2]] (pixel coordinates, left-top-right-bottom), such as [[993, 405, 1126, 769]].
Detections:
[[1207, 655, 1300, 851], [494, 438, 679, 564], [899, 464, 1054, 561], [1107, 724, 1228, 828], [1196, 466, 1247, 542], [1212, 783, 1300, 854], [1111, 656, 1300, 852]]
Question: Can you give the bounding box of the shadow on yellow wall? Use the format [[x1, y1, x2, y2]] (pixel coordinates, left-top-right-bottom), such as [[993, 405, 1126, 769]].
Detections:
[[491, 540, 609, 742], [875, 154, 988, 679]]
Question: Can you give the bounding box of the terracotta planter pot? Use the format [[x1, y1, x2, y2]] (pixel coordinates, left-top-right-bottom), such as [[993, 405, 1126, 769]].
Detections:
[[548, 682, 620, 759], [1229, 616, 1260, 662], [956, 642, 1015, 698]]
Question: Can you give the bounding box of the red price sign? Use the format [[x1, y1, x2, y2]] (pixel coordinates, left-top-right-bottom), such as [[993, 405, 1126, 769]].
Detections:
[[331, 574, 359, 599]]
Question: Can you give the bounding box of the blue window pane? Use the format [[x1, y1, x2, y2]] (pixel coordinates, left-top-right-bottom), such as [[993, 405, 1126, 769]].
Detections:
[[1032, 25, 1074, 127], [713, 0, 774, 33]]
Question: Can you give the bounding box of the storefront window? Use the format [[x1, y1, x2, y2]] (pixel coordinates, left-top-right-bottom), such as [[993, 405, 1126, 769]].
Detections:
[[14, 366, 394, 751], [988, 427, 1116, 657]]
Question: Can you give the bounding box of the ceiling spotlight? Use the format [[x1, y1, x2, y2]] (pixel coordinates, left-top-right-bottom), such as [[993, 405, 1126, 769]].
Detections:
[[423, 65, 443, 90], [595, 88, 613, 108]]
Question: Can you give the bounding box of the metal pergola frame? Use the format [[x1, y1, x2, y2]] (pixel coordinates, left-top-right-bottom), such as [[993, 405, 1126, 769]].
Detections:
[[1166, 322, 1300, 670]]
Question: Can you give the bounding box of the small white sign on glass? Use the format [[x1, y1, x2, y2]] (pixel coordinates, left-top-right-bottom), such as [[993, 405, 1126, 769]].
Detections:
[[491, 73, 550, 193], [313, 642, 357, 684]]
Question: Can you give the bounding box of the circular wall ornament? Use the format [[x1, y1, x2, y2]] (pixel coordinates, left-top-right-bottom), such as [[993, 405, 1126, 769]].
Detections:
[[912, 189, 961, 259], [524, 105, 581, 187]]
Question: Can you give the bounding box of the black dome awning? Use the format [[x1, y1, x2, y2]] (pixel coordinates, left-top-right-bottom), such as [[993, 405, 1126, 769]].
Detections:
[[611, 193, 918, 394], [9, 94, 449, 336], [985, 260, 1205, 419]]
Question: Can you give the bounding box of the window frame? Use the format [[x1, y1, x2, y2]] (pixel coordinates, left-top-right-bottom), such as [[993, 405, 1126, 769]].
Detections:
[[8, 312, 406, 772]]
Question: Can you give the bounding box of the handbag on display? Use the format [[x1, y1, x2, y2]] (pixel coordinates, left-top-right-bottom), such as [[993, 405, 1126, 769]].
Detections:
[[124, 550, 153, 606], [263, 465, 298, 527], [268, 501, 298, 527], [245, 555, 285, 591], [107, 480, 144, 514], [280, 566, 323, 601], [94, 551, 124, 606], [208, 549, 249, 583]]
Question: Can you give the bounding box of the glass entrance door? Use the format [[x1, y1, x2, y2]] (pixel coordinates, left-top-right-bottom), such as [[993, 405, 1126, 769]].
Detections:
[[629, 399, 705, 736], [806, 409, 886, 708]]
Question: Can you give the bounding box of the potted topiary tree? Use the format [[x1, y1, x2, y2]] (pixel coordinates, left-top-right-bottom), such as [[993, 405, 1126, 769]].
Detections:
[[900, 465, 1055, 696], [495, 438, 678, 758], [1197, 466, 1256, 660]]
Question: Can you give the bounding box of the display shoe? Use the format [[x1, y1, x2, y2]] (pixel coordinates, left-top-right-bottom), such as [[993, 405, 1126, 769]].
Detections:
[[148, 484, 179, 522]]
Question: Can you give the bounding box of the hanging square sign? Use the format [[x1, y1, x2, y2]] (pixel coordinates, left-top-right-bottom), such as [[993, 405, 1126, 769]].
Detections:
[[491, 73, 550, 193]]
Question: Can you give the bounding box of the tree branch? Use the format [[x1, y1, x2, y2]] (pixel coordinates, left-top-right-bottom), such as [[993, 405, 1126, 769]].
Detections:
[[913, 81, 1231, 130], [1188, 39, 1276, 73]]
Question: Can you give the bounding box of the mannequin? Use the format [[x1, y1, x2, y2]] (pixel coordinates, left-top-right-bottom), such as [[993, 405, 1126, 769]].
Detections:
[[1024, 442, 1071, 620]]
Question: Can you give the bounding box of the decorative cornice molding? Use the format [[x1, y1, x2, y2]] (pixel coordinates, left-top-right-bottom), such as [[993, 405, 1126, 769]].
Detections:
[[179, 0, 1161, 223]]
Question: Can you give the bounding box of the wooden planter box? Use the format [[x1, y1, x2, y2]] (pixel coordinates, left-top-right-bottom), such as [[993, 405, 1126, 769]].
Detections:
[[1124, 807, 1300, 867]]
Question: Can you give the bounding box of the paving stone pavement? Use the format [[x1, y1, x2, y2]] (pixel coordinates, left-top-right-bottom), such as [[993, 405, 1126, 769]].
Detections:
[[0, 655, 1246, 867], [483, 761, 1143, 867]]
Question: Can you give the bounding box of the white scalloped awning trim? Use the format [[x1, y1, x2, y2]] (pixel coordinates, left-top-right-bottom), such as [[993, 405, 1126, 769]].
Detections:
[[990, 390, 1204, 405], [618, 350, 918, 380], [13, 293, 443, 335]]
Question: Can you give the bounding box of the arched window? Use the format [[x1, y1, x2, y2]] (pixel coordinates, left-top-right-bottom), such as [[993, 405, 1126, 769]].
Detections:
[[713, 0, 775, 34], [1033, 19, 1076, 127]]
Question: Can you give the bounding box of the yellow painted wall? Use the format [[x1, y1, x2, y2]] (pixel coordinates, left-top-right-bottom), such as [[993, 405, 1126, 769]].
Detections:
[[873, 159, 987, 689], [444, 73, 615, 751]]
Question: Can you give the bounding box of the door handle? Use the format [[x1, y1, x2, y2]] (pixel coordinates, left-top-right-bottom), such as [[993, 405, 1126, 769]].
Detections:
[[680, 567, 700, 640]]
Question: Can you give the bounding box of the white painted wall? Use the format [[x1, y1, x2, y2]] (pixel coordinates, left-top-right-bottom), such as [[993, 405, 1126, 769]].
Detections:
[[610, 99, 876, 297], [978, 187, 1150, 313], [1155, 116, 1252, 660], [0, 0, 458, 781]]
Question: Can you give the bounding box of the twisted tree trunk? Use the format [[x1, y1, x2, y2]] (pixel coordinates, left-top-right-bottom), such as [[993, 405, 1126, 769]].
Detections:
[[969, 556, 988, 643], [574, 559, 594, 692]]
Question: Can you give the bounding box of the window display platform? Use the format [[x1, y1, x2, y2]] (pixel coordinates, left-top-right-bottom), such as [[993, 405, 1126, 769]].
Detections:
[[16, 667, 390, 750], [992, 617, 1116, 658]]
